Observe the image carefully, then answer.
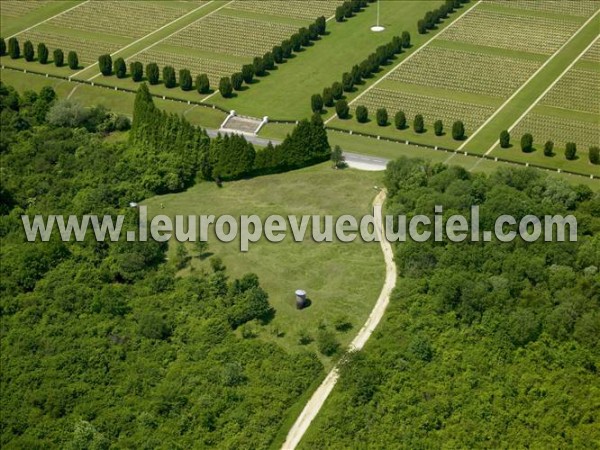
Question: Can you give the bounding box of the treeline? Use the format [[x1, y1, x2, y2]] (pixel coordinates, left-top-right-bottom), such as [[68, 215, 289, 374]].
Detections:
[[499, 130, 599, 164], [350, 105, 467, 140], [417, 0, 470, 34], [0, 83, 324, 448], [335, 0, 376, 22], [0, 36, 79, 69], [313, 33, 410, 117], [131, 83, 331, 181], [303, 157, 600, 448]]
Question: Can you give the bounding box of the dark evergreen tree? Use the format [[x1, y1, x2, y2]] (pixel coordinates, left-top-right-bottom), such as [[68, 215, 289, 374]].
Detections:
[[335, 6, 345, 22], [53, 48, 64, 67], [401, 31, 411, 48], [299, 27, 311, 46], [146, 63, 159, 85], [414, 114, 425, 133], [316, 16, 327, 35], [308, 23, 319, 40], [23, 40, 34, 62], [254, 57, 266, 76], [336, 100, 350, 119], [565, 142, 577, 160], [272, 45, 283, 64], [211, 134, 256, 180], [323, 87, 334, 107], [520, 133, 533, 153], [376, 108, 388, 126], [281, 40, 293, 58], [499, 130, 510, 148], [332, 82, 343, 100], [356, 105, 368, 123], [543, 140, 554, 157], [434, 120, 444, 136], [231, 72, 243, 91], [0, 38, 5, 56], [130, 61, 143, 82], [8, 37, 19, 59], [394, 111, 407, 130], [290, 33, 302, 52], [589, 146, 599, 165], [418, 19, 427, 34], [342, 72, 354, 92], [263, 52, 275, 70], [219, 77, 233, 98], [98, 54, 112, 76], [37, 43, 48, 64], [163, 66, 176, 88], [179, 69, 192, 91], [114, 57, 126, 78], [67, 51, 78, 70], [311, 94, 324, 113], [452, 120, 465, 140], [196, 73, 210, 94], [242, 64, 255, 83], [279, 118, 331, 169]]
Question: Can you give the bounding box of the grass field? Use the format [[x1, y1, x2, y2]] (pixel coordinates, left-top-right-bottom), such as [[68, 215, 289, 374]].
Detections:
[[142, 164, 385, 368]]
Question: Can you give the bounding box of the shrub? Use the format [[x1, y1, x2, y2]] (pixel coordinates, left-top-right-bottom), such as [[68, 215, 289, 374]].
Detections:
[[162, 66, 176, 89], [543, 140, 554, 157], [331, 82, 343, 100], [146, 63, 159, 85], [521, 133, 533, 153], [8, 37, 19, 59], [452, 120, 465, 140], [336, 100, 350, 119], [272, 45, 283, 64], [37, 43, 48, 64], [263, 52, 275, 70], [311, 94, 323, 113], [0, 38, 5, 56], [98, 54, 112, 76], [323, 87, 334, 107], [196, 73, 210, 94], [356, 105, 368, 123], [67, 51, 78, 70], [565, 142, 577, 160], [395, 111, 407, 130], [130, 61, 143, 82], [23, 40, 34, 61], [589, 146, 600, 165], [434, 120, 444, 136], [298, 330, 313, 345], [253, 57, 266, 76], [317, 329, 340, 356], [401, 31, 411, 48], [342, 72, 354, 92], [242, 64, 254, 84], [53, 49, 64, 67], [333, 315, 352, 332], [179, 69, 192, 91], [499, 130, 510, 148], [114, 57, 126, 78], [376, 108, 388, 126], [219, 77, 233, 98], [231, 72, 243, 91], [414, 114, 425, 133]]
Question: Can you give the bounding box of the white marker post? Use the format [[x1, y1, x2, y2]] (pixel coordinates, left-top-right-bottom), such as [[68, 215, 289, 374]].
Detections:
[[371, 0, 385, 32]]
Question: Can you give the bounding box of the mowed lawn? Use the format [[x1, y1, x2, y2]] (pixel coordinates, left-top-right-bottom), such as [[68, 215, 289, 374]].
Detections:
[[143, 164, 386, 367], [211, 0, 441, 119]]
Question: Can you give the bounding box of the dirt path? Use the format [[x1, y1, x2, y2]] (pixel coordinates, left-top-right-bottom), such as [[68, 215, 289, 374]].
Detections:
[[281, 190, 397, 449]]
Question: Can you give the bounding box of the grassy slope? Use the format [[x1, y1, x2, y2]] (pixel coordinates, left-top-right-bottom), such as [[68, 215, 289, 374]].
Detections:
[[143, 164, 385, 369]]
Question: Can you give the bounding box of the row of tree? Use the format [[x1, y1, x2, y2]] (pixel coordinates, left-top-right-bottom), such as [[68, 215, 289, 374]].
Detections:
[[335, 0, 376, 22], [343, 104, 467, 141], [500, 130, 599, 163], [131, 83, 331, 182], [311, 33, 410, 117], [98, 54, 211, 93], [417, 0, 470, 34], [0, 37, 79, 69]]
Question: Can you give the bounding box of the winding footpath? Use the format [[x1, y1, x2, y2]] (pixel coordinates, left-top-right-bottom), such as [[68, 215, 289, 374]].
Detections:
[[281, 190, 397, 449]]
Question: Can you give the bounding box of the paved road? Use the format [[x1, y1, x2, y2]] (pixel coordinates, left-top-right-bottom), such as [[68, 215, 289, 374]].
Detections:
[[207, 129, 390, 171], [281, 190, 397, 449]]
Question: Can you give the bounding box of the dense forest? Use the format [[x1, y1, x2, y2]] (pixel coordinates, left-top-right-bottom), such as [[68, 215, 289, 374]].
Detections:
[[302, 158, 600, 448], [0, 83, 324, 449]]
